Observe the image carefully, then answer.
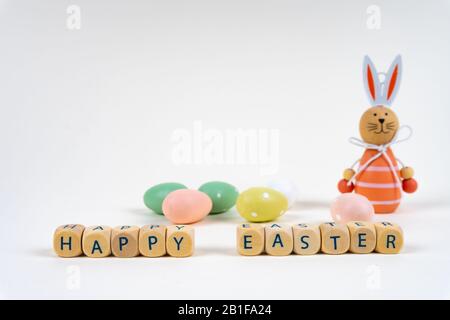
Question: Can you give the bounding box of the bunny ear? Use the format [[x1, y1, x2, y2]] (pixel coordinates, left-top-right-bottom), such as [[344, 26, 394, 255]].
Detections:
[[363, 55, 381, 105], [383, 55, 402, 106]]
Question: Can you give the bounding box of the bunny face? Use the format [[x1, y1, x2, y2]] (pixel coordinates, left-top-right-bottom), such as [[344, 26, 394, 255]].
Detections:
[[360, 55, 402, 145], [360, 105, 399, 145]]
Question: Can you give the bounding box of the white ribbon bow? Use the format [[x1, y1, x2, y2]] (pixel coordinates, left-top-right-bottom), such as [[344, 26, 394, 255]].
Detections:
[[347, 125, 413, 191]]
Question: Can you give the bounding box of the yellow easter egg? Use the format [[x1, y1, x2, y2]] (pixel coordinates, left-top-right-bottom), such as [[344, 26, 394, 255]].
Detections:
[[236, 187, 289, 222]]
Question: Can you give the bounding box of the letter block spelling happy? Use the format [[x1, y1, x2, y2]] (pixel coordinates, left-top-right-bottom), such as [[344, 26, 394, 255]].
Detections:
[[292, 223, 321, 255], [236, 224, 265, 256], [265, 224, 293, 256], [139, 225, 167, 257], [53, 224, 85, 258], [82, 225, 112, 258], [320, 222, 350, 254], [111, 226, 140, 258], [166, 225, 194, 257]]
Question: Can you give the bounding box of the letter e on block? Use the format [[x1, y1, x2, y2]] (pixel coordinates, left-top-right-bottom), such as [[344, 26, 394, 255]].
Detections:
[[236, 224, 265, 256]]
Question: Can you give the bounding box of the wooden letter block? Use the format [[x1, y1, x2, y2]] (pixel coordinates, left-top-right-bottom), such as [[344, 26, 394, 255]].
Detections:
[[53, 224, 85, 258], [265, 224, 293, 256], [82, 225, 112, 258], [236, 224, 265, 256], [292, 223, 321, 255], [111, 226, 140, 258], [139, 225, 167, 257], [375, 222, 404, 254], [347, 221, 376, 254], [320, 222, 350, 254], [166, 225, 194, 257]]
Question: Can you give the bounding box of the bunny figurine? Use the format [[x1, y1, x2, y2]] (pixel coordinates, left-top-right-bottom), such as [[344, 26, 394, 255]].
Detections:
[[338, 55, 418, 213]]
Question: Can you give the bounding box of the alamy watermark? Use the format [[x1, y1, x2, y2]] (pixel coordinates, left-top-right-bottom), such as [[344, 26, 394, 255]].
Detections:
[[366, 264, 381, 290], [366, 5, 381, 30], [66, 5, 81, 30], [66, 265, 81, 290], [171, 121, 280, 175]]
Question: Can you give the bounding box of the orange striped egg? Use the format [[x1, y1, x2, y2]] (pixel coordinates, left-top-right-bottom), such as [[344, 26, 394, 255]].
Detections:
[[354, 148, 401, 213]]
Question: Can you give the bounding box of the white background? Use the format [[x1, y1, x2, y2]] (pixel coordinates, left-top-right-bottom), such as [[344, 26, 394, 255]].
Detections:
[[1, 0, 450, 299]]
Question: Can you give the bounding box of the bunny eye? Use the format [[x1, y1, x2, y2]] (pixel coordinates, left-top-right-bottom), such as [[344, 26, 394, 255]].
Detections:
[[385, 112, 388, 116], [373, 113, 377, 117]]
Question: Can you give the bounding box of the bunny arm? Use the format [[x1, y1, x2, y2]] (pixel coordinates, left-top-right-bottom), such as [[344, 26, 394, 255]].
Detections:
[[341, 158, 361, 180], [396, 157, 415, 180]]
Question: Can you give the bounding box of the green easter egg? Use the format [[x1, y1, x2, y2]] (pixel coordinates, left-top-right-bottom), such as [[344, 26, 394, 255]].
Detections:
[[198, 181, 239, 214], [236, 187, 288, 222], [143, 182, 188, 215]]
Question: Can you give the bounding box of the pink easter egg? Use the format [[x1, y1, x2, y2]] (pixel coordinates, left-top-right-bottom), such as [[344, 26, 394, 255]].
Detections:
[[330, 193, 374, 224], [162, 189, 212, 224]]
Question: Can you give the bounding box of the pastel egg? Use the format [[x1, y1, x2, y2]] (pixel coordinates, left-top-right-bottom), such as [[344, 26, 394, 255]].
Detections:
[[330, 193, 374, 224], [198, 181, 239, 214], [266, 179, 299, 208], [236, 187, 289, 222], [162, 189, 212, 224], [143, 182, 188, 215]]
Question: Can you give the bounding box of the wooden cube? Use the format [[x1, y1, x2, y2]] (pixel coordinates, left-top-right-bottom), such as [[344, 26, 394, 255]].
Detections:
[[166, 225, 194, 257], [236, 223, 265, 256], [265, 224, 293, 256], [320, 222, 350, 254], [375, 222, 404, 254], [292, 223, 321, 255], [82, 225, 112, 258], [53, 224, 85, 257], [347, 221, 376, 254], [111, 225, 140, 258], [139, 225, 167, 257]]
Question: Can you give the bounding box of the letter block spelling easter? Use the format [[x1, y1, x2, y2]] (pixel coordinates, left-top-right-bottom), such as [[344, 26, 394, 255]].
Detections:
[[347, 221, 376, 254], [139, 225, 167, 257], [374, 222, 403, 254], [82, 225, 112, 258], [53, 224, 85, 258], [166, 225, 194, 257], [111, 226, 140, 258], [265, 224, 293, 256], [292, 223, 321, 255], [320, 222, 350, 254], [236, 224, 265, 256]]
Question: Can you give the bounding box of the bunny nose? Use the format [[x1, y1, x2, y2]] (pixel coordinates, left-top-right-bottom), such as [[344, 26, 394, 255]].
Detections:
[[378, 118, 385, 124]]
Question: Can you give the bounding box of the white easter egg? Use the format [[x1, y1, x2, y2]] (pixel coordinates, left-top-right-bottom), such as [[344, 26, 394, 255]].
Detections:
[[266, 179, 299, 208]]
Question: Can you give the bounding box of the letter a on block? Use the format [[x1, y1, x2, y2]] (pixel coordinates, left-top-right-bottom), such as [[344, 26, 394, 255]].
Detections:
[[265, 224, 293, 256], [82, 225, 112, 258]]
